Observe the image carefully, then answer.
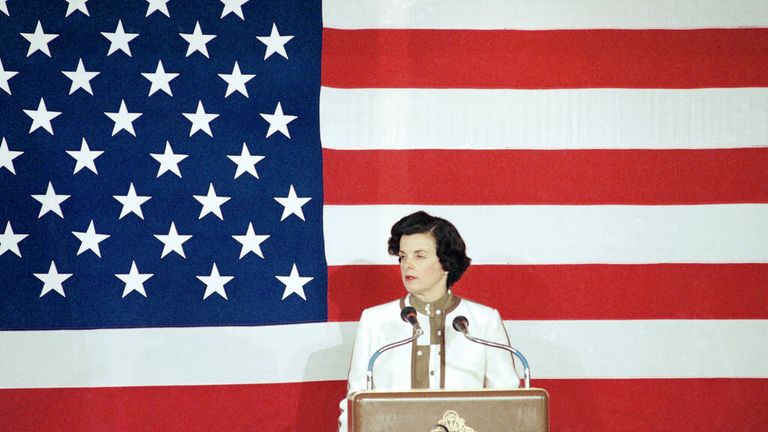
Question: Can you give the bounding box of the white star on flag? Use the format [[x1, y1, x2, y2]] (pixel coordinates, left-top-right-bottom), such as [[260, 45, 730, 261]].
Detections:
[[0, 222, 28, 257], [257, 23, 293, 60], [62, 58, 100, 95], [232, 222, 269, 259], [115, 261, 153, 298], [0, 58, 18, 95], [101, 20, 139, 56], [20, 21, 59, 57], [113, 183, 151, 220], [193, 183, 230, 220], [219, 61, 255, 98], [34, 261, 73, 298], [260, 102, 296, 138], [0, 137, 23, 175], [65, 0, 90, 17], [182, 101, 218, 137], [154, 222, 192, 259], [31, 182, 70, 218], [180, 21, 216, 58], [105, 99, 142, 136], [0, 0, 8, 16], [23, 98, 61, 135], [274, 184, 311, 221], [197, 263, 234, 300], [276, 263, 313, 301], [141, 60, 179, 96], [72, 220, 110, 257], [66, 138, 104, 174], [220, 0, 248, 19], [145, 0, 170, 17], [150, 141, 188, 178], [227, 142, 264, 179]]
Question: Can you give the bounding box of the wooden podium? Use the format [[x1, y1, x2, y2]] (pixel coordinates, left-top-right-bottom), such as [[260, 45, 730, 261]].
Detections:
[[348, 388, 549, 431]]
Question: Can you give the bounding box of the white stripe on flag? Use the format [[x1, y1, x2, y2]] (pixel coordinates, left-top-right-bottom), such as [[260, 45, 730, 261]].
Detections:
[[0, 323, 354, 389], [323, 0, 768, 30], [320, 87, 768, 150], [323, 204, 768, 265], [2, 320, 765, 388], [508, 320, 768, 379]]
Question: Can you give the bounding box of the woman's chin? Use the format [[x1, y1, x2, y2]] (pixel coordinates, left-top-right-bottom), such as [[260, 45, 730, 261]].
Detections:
[[403, 284, 422, 295]]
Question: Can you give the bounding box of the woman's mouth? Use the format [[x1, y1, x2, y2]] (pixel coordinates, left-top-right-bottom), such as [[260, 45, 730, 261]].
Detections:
[[405, 275, 416, 281]]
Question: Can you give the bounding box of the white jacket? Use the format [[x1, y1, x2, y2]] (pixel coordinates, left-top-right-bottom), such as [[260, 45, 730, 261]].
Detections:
[[338, 296, 519, 431]]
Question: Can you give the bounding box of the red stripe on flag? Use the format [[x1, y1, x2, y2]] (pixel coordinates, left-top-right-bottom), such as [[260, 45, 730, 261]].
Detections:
[[328, 264, 768, 321], [322, 28, 768, 89], [542, 378, 768, 431], [322, 148, 768, 205], [2, 379, 765, 431], [0, 381, 342, 432]]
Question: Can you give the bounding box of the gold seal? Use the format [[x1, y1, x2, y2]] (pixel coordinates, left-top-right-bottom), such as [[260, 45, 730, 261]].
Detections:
[[432, 410, 476, 432]]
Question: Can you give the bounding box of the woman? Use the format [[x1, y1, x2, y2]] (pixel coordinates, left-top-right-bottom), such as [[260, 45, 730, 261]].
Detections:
[[338, 211, 519, 431]]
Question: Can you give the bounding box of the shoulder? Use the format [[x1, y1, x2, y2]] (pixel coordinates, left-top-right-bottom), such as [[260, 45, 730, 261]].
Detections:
[[453, 297, 504, 328], [452, 297, 507, 340], [359, 298, 404, 322], [455, 297, 500, 316]]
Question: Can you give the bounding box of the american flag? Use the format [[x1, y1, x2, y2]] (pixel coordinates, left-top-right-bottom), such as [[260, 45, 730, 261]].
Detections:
[[2, 0, 332, 429], [2, 0, 768, 430]]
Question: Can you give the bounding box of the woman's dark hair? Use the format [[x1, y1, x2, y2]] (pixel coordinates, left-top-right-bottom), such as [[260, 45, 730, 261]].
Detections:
[[387, 211, 471, 288]]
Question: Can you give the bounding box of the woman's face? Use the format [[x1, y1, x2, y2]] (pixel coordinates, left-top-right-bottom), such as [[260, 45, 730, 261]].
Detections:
[[398, 232, 448, 302]]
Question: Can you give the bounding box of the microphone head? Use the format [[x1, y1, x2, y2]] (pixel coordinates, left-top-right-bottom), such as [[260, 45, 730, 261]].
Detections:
[[452, 316, 469, 334], [400, 306, 418, 325]]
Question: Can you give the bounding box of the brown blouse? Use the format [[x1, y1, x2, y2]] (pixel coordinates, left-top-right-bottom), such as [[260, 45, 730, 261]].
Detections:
[[405, 292, 460, 389]]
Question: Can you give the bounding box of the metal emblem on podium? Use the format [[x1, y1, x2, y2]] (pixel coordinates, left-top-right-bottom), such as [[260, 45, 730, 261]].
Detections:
[[430, 410, 476, 432]]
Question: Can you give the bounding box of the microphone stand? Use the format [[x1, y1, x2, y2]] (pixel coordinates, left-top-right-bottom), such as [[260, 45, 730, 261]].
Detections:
[[461, 332, 531, 389], [366, 328, 424, 391], [453, 316, 531, 389]]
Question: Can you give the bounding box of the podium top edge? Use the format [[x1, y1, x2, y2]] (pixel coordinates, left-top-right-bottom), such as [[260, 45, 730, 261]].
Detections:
[[350, 387, 549, 399]]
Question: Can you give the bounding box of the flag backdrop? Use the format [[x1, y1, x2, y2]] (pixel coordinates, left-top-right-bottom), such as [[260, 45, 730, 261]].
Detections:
[[1, 0, 767, 430]]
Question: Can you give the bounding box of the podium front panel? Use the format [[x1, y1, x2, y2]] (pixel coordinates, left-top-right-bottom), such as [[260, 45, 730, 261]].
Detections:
[[350, 388, 548, 432]]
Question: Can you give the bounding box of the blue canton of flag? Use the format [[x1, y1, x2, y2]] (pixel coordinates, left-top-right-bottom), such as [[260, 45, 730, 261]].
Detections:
[[0, 0, 327, 329]]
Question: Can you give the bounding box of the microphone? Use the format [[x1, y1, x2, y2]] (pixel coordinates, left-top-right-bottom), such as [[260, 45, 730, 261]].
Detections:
[[452, 315, 469, 335], [365, 307, 424, 390], [400, 306, 421, 331], [452, 316, 531, 389]]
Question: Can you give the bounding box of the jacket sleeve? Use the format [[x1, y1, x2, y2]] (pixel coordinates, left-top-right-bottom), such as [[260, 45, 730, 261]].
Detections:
[[483, 308, 521, 388], [338, 309, 373, 432]]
